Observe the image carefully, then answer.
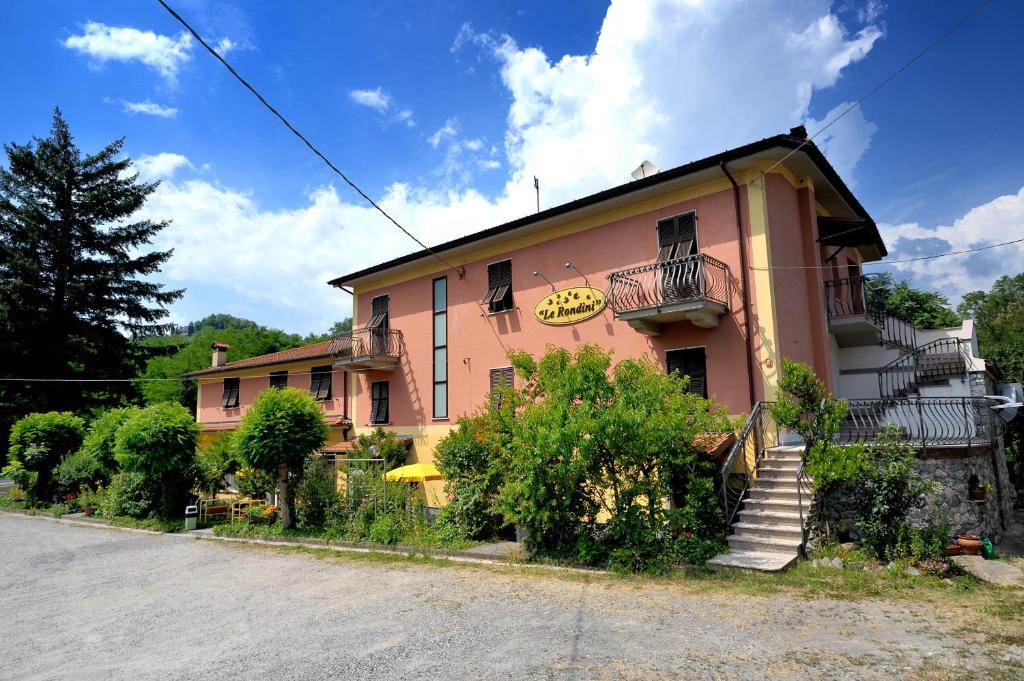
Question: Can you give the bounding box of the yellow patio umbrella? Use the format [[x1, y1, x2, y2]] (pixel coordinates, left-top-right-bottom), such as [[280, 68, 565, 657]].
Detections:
[[384, 463, 443, 483]]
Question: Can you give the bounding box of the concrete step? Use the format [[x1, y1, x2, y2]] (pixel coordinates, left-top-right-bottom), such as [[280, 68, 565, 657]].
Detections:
[[728, 535, 802, 554], [737, 508, 803, 525], [707, 549, 798, 572], [748, 487, 802, 502], [762, 458, 801, 470], [743, 497, 804, 513], [757, 467, 800, 481], [766, 445, 804, 455], [731, 522, 804, 541], [752, 478, 800, 492]]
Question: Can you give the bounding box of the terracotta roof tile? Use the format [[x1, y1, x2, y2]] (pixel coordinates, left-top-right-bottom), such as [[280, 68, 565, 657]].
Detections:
[[184, 340, 336, 377], [693, 431, 735, 458]]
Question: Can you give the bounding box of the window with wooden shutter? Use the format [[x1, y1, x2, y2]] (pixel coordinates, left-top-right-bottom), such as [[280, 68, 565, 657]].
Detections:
[[368, 295, 389, 329], [482, 259, 514, 313], [666, 348, 707, 398], [489, 367, 515, 407], [221, 377, 240, 408], [655, 211, 698, 262], [269, 371, 288, 390], [433, 277, 448, 419], [310, 365, 333, 401], [370, 381, 389, 424]]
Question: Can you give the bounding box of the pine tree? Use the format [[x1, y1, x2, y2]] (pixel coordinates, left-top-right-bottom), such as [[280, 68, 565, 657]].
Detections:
[[0, 108, 182, 452]]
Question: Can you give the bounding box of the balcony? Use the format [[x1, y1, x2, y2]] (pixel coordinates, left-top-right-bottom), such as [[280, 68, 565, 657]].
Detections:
[[606, 254, 731, 335], [331, 326, 402, 372], [824, 275, 916, 351]]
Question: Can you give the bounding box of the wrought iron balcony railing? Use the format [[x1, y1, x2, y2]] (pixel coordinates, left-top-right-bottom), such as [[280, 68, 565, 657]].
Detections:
[[331, 326, 403, 371], [606, 253, 730, 315], [824, 274, 916, 351]]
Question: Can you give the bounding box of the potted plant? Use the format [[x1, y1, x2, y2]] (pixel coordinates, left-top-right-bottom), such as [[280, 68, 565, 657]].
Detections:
[[956, 534, 983, 555], [969, 483, 993, 501], [78, 484, 99, 517]]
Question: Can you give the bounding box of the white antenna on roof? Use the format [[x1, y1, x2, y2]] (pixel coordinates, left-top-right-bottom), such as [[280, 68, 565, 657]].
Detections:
[[631, 160, 659, 180]]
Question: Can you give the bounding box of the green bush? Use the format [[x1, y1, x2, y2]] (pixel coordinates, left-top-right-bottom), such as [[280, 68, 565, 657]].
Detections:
[[7, 412, 85, 503], [494, 345, 733, 572], [369, 515, 402, 545], [854, 425, 937, 561], [53, 449, 106, 496], [233, 387, 328, 528], [355, 427, 408, 471], [100, 471, 156, 519], [114, 403, 199, 518], [195, 434, 238, 497], [296, 457, 339, 530], [77, 408, 137, 479], [234, 467, 277, 500], [1, 461, 35, 500]]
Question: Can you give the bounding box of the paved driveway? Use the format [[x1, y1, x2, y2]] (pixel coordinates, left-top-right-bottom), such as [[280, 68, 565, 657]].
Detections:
[[0, 514, 1018, 680]]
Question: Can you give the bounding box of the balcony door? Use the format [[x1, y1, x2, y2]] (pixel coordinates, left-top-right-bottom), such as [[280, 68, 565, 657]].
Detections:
[[368, 295, 389, 355], [656, 212, 699, 303]]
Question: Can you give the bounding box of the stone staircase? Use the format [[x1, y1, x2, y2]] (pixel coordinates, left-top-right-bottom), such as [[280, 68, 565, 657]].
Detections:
[[708, 445, 806, 572]]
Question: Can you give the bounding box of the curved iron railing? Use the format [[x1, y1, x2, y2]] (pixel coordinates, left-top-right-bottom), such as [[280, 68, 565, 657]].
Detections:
[[330, 326, 403, 359], [606, 253, 731, 314], [719, 402, 779, 531], [824, 274, 916, 351], [878, 338, 969, 399]]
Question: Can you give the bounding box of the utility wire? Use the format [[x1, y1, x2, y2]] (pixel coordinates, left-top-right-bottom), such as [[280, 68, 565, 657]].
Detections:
[[748, 235, 1024, 271], [757, 0, 993, 181], [156, 0, 465, 279]]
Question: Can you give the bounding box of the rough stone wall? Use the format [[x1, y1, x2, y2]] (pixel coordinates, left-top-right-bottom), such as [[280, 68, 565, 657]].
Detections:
[[968, 371, 990, 398]]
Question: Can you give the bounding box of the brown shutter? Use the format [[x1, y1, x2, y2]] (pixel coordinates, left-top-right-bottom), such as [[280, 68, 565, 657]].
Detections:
[[221, 378, 240, 408], [369, 295, 389, 329], [370, 381, 389, 423], [676, 212, 696, 257], [666, 348, 707, 398], [656, 218, 677, 262]]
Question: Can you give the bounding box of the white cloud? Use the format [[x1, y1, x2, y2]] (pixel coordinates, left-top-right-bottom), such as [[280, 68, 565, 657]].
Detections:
[[394, 109, 416, 127], [64, 21, 192, 84], [349, 87, 391, 112], [134, 153, 194, 181], [878, 186, 1024, 303], [428, 118, 458, 148], [215, 37, 236, 55], [147, 0, 886, 332], [121, 99, 178, 119]]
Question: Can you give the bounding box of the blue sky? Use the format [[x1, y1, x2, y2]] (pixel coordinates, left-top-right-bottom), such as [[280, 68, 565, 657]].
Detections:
[[2, 0, 1023, 334]]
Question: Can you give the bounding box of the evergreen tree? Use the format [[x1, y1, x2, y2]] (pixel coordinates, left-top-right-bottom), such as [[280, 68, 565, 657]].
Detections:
[[0, 109, 182, 451]]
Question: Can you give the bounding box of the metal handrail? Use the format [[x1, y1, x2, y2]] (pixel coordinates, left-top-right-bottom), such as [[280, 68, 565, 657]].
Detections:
[[719, 402, 778, 530], [878, 338, 970, 399], [607, 253, 731, 314], [330, 326, 403, 359]]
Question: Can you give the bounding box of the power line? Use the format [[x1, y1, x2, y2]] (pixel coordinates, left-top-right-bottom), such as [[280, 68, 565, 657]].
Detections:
[[155, 0, 465, 279], [757, 0, 993, 181], [748, 235, 1024, 271]]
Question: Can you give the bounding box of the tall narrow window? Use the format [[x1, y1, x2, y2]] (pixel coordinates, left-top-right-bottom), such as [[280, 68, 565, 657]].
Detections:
[[221, 377, 240, 408], [489, 367, 515, 407], [310, 365, 333, 401], [368, 295, 389, 354], [666, 348, 707, 398], [370, 381, 390, 424], [433, 277, 448, 419], [269, 371, 288, 390], [482, 259, 513, 313], [656, 211, 698, 262]]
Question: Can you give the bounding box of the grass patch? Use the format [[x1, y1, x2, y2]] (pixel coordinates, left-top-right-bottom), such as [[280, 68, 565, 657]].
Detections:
[[106, 516, 184, 533], [212, 520, 481, 551]]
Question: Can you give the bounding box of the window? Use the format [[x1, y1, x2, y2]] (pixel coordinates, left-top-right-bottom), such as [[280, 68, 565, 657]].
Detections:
[[269, 371, 288, 390], [482, 259, 513, 313], [310, 365, 333, 401], [368, 295, 390, 355], [221, 377, 240, 408], [666, 348, 707, 398], [370, 381, 390, 424], [433, 277, 448, 419], [489, 367, 515, 407], [656, 211, 698, 262]]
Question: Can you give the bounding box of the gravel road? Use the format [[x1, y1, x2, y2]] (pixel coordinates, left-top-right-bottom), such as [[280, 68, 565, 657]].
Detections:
[[0, 513, 1018, 680]]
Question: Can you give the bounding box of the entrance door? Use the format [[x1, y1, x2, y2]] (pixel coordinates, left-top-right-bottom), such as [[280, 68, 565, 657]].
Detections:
[[666, 348, 707, 398]]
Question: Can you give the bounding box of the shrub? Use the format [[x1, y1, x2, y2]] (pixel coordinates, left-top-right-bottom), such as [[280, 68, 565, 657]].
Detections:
[[53, 449, 106, 496], [78, 408, 138, 479], [1, 461, 35, 500], [355, 427, 408, 471], [114, 403, 199, 518], [234, 467, 277, 501], [233, 387, 328, 528], [7, 412, 85, 503], [369, 515, 402, 545], [295, 457, 339, 530], [195, 434, 238, 497], [100, 471, 156, 519], [854, 425, 937, 560], [494, 345, 733, 572]]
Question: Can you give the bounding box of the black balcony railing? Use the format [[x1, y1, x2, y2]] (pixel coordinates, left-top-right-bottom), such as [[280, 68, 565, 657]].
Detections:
[[606, 253, 730, 315], [331, 326, 403, 360], [824, 274, 916, 351], [877, 337, 969, 399]]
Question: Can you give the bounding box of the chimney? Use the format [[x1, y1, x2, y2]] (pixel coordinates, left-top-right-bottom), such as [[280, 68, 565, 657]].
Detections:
[[211, 341, 229, 368], [789, 125, 808, 140]]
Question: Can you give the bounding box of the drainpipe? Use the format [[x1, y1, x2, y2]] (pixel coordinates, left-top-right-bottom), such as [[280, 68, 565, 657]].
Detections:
[[721, 161, 758, 410]]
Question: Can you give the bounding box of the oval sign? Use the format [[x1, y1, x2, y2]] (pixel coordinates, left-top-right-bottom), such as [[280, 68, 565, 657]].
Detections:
[[534, 286, 607, 326]]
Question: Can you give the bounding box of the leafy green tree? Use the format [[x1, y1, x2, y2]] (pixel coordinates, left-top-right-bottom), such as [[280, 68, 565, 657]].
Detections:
[[492, 345, 732, 572], [233, 387, 328, 529], [114, 402, 199, 518], [872, 273, 961, 329], [195, 433, 238, 497], [4, 411, 85, 503], [355, 427, 408, 470], [77, 407, 138, 478], [0, 109, 182, 453]]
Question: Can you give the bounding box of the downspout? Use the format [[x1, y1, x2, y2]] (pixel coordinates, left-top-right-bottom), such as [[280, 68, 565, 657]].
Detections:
[[721, 161, 758, 410]]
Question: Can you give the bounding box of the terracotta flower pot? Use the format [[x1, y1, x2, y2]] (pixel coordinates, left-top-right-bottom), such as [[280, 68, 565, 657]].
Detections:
[[957, 535, 983, 555], [83, 506, 95, 517], [944, 544, 963, 557], [969, 489, 986, 501]]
